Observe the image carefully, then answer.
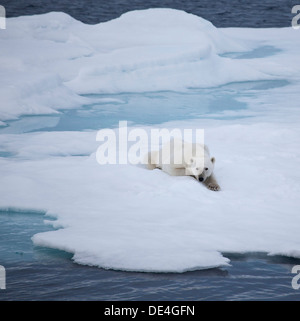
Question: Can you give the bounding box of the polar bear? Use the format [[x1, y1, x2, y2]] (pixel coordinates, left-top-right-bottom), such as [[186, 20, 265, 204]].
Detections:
[[145, 138, 220, 191]]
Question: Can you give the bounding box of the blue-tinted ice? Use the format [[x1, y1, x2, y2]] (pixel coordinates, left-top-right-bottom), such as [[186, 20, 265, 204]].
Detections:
[[0, 79, 288, 135]]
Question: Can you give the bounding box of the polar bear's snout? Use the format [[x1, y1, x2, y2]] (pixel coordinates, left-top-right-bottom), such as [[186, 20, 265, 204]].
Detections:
[[191, 174, 204, 182]]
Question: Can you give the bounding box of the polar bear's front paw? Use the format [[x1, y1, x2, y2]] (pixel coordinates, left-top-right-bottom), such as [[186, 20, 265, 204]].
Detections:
[[207, 183, 220, 191]]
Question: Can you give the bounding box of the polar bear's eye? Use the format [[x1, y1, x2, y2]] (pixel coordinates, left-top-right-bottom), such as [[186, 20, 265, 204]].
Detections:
[[205, 167, 208, 171], [196, 167, 199, 170]]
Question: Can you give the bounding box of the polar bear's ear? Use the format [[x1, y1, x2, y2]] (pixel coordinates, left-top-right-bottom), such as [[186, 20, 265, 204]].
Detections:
[[211, 157, 216, 164]]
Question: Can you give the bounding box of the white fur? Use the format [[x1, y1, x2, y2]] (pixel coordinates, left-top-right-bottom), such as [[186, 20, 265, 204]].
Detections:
[[144, 138, 220, 190]]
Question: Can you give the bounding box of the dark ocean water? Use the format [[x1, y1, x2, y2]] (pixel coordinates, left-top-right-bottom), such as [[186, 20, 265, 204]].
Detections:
[[2, 0, 298, 27]]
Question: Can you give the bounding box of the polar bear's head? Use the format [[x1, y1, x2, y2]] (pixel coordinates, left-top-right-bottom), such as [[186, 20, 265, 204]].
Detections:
[[185, 156, 215, 182]]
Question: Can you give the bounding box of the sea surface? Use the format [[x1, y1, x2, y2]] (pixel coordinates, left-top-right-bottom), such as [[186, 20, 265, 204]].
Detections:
[[1, 0, 300, 301], [2, 0, 297, 28]]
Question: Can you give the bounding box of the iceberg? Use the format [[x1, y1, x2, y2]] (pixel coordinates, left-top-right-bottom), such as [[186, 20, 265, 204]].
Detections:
[[0, 8, 282, 123], [0, 9, 300, 272]]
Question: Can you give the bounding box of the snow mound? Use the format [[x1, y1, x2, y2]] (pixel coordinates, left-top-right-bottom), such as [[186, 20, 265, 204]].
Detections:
[[0, 9, 275, 123]]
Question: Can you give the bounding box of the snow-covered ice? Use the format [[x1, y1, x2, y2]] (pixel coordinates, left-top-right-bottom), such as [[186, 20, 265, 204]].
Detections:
[[0, 9, 300, 272], [0, 8, 284, 123]]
